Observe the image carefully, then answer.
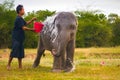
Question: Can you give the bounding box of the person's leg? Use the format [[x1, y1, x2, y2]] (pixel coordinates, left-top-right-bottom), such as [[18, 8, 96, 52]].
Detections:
[[7, 57, 13, 70], [18, 58, 22, 69], [18, 41, 24, 69]]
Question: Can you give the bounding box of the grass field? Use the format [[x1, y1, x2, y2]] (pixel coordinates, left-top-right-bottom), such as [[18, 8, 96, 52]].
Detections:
[[0, 47, 120, 80]]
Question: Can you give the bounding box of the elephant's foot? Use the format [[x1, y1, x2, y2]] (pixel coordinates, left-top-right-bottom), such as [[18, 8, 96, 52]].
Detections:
[[51, 69, 63, 72], [32, 64, 38, 68], [64, 65, 75, 72], [64, 58, 75, 72], [32, 61, 39, 68]]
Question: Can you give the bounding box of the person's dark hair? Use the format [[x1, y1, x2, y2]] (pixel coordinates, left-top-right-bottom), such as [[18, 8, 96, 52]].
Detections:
[[16, 5, 23, 14]]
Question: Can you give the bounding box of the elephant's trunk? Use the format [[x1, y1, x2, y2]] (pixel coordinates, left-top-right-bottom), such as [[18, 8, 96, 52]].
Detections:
[[51, 49, 61, 57]]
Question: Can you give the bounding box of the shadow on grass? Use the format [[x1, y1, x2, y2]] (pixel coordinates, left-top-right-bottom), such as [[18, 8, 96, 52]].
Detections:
[[0, 62, 52, 73], [32, 66, 52, 72], [22, 65, 52, 73]]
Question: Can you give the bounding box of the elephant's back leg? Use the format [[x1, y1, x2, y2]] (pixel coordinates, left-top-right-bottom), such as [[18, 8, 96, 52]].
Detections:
[[33, 36, 45, 68]]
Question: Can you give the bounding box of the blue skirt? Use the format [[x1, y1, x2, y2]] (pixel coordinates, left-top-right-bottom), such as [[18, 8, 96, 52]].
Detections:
[[10, 39, 24, 58]]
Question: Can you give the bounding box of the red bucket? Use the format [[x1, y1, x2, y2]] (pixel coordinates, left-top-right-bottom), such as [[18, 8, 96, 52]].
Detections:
[[34, 22, 44, 33]]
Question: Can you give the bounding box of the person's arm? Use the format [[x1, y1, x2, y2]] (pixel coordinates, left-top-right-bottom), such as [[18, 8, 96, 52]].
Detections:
[[26, 17, 37, 25], [22, 26, 34, 31]]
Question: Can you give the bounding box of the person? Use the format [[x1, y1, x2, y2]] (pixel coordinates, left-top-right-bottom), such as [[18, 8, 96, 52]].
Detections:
[[7, 5, 36, 70]]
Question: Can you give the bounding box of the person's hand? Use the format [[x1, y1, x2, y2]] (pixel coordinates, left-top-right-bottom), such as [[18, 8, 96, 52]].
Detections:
[[32, 17, 37, 21], [30, 28, 35, 32]]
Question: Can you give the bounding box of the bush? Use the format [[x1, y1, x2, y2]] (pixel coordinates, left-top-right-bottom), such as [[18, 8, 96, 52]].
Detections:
[[76, 22, 112, 47], [112, 19, 120, 46]]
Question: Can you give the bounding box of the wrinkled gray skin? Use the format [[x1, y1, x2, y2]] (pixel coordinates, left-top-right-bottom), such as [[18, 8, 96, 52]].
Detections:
[[33, 12, 77, 72]]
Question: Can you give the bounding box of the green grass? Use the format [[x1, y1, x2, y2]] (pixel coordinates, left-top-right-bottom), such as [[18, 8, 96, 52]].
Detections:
[[0, 47, 120, 80]]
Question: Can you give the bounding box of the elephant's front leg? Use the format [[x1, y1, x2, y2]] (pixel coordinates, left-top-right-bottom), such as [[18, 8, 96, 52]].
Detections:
[[65, 39, 75, 72], [51, 34, 67, 72]]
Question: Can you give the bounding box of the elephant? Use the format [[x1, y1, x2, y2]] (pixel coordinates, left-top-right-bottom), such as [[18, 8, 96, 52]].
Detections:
[[33, 12, 78, 72]]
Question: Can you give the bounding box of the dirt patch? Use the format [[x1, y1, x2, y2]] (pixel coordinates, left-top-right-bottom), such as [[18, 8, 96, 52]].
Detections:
[[0, 52, 36, 60], [0, 53, 9, 59], [25, 54, 36, 59], [89, 53, 120, 59]]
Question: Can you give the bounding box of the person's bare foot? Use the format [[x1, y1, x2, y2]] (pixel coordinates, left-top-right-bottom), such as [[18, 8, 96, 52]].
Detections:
[[19, 66, 22, 70], [7, 65, 11, 70], [19, 67, 23, 70]]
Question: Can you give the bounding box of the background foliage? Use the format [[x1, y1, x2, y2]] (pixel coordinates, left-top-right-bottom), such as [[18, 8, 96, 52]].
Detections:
[[0, 0, 120, 48]]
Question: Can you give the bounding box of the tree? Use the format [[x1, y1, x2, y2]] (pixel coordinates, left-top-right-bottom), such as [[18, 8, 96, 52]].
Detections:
[[111, 15, 120, 46], [108, 13, 119, 24], [0, 0, 16, 48], [75, 10, 112, 47]]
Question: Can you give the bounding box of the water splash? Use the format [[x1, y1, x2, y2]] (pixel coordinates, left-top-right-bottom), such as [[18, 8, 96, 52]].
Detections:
[[42, 13, 59, 43]]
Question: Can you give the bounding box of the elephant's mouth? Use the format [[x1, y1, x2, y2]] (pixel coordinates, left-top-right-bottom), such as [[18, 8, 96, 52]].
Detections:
[[51, 49, 61, 57]]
